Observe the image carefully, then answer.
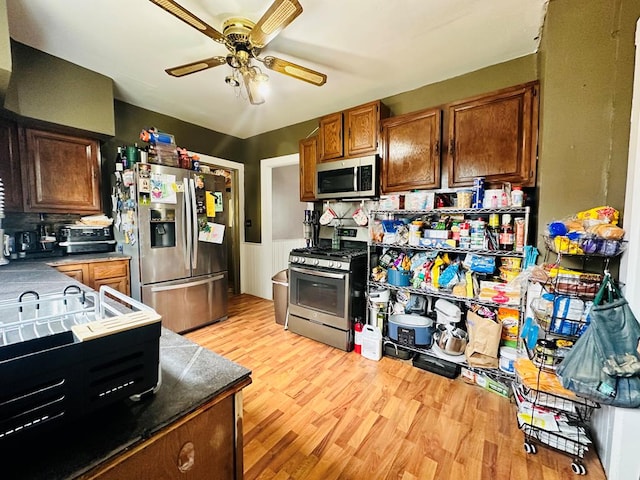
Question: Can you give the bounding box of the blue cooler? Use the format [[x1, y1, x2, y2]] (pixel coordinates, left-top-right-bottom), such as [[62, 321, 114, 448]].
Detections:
[[388, 314, 434, 347]]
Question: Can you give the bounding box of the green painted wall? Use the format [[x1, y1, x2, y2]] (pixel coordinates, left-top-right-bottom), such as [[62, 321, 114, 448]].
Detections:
[[0, 0, 11, 104], [100, 101, 245, 213], [241, 55, 539, 242], [537, 0, 640, 249], [4, 42, 114, 136]]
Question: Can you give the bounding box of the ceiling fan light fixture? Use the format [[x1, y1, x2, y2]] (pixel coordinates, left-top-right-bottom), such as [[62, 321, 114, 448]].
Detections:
[[225, 75, 240, 87]]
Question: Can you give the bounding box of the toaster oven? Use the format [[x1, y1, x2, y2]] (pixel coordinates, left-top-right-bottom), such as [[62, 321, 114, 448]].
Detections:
[[58, 225, 116, 254]]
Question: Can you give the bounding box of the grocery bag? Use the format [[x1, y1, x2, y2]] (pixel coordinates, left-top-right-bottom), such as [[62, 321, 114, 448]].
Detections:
[[556, 274, 640, 408], [465, 311, 501, 368]]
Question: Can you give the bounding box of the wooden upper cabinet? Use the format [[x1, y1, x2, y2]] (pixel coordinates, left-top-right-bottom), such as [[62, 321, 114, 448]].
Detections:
[[21, 128, 102, 213], [299, 136, 317, 201], [446, 81, 539, 187], [345, 101, 389, 158], [318, 112, 343, 162], [381, 107, 441, 193], [318, 100, 389, 162], [0, 118, 24, 212]]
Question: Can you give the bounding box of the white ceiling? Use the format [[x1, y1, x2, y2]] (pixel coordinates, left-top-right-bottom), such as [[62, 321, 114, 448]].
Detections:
[[6, 0, 548, 139]]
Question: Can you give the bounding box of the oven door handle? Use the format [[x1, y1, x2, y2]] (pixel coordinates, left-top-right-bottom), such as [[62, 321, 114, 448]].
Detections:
[[290, 266, 346, 280]]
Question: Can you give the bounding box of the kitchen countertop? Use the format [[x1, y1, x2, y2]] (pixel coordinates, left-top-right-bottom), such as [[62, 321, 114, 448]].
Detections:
[[0, 261, 252, 480]]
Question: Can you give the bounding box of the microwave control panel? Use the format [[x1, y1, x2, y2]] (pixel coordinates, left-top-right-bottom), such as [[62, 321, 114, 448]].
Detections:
[[359, 165, 373, 190]]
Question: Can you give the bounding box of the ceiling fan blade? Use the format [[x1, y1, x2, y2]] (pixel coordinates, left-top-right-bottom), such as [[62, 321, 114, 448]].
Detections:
[[249, 0, 303, 48], [149, 0, 225, 43], [262, 56, 327, 86], [165, 57, 227, 77], [241, 73, 265, 105]]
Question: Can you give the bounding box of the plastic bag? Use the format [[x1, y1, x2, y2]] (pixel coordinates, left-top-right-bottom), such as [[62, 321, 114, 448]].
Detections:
[[556, 274, 640, 408]]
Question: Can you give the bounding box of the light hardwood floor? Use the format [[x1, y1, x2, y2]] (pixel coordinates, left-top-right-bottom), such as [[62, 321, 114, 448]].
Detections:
[[186, 294, 606, 480]]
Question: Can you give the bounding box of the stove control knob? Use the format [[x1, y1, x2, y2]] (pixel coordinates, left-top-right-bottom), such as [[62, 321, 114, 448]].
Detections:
[[290, 257, 297, 263], [299, 257, 306, 264], [328, 261, 334, 268], [313, 259, 320, 266]]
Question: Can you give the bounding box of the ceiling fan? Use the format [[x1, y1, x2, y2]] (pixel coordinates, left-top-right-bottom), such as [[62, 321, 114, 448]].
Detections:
[[149, 0, 327, 105]]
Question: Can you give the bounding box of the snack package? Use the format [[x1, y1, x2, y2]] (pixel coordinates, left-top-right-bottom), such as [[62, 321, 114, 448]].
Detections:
[[576, 206, 619, 226]]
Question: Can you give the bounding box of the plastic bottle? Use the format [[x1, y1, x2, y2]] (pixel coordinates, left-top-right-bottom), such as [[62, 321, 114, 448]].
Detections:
[[332, 226, 340, 250], [499, 214, 514, 251], [511, 186, 524, 207]]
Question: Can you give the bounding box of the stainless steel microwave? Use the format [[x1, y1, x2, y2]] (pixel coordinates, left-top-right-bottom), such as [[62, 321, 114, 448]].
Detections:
[[315, 156, 378, 200]]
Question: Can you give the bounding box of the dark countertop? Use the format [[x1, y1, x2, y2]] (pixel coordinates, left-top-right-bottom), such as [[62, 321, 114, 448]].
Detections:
[[0, 261, 252, 480]]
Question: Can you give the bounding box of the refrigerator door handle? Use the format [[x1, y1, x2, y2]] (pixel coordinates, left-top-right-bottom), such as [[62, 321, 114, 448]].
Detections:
[[189, 177, 199, 269], [149, 274, 224, 292], [183, 177, 191, 270]]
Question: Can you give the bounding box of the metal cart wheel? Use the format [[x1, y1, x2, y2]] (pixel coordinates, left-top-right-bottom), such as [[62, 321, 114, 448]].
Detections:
[[571, 462, 586, 475], [524, 442, 537, 454]]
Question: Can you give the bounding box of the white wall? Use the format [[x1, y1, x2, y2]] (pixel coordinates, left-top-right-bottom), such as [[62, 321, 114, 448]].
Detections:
[[272, 164, 307, 240], [240, 153, 307, 300], [599, 18, 640, 480]]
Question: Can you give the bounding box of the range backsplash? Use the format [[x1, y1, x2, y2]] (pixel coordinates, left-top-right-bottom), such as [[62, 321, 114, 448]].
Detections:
[[4, 213, 82, 237]]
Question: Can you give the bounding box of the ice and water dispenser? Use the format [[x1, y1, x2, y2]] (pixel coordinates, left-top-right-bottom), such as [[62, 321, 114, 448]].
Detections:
[[150, 208, 176, 248]]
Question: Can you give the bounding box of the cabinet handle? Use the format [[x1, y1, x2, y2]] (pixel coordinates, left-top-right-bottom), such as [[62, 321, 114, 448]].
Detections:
[[449, 139, 455, 156], [434, 140, 440, 156]]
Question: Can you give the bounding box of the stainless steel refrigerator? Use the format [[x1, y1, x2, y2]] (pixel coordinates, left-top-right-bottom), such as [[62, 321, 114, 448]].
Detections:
[[115, 163, 228, 333]]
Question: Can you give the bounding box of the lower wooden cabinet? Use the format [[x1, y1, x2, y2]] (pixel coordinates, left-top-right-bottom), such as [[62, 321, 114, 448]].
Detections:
[[84, 394, 239, 480], [53, 258, 130, 296]]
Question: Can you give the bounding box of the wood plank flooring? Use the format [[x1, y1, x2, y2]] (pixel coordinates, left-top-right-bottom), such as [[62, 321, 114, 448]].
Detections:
[[186, 294, 606, 480]]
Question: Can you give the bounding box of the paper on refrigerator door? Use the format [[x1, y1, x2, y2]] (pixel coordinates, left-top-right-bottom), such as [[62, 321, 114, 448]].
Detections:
[[150, 173, 177, 204], [199, 222, 225, 244]]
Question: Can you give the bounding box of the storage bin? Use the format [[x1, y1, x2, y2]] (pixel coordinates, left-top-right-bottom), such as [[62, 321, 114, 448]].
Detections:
[[387, 269, 411, 287]]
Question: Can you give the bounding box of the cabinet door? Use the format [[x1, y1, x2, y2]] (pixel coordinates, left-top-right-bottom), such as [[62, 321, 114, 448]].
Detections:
[[299, 136, 317, 201], [86, 395, 236, 480], [89, 260, 130, 295], [21, 128, 102, 213], [447, 82, 539, 187], [0, 118, 23, 211], [318, 112, 343, 162], [55, 263, 89, 284], [345, 100, 388, 158], [381, 107, 441, 193]]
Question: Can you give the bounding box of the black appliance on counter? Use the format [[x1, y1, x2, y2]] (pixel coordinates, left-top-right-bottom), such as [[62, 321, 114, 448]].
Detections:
[[58, 225, 116, 254], [287, 226, 368, 351], [15, 230, 40, 252], [13, 230, 63, 259]]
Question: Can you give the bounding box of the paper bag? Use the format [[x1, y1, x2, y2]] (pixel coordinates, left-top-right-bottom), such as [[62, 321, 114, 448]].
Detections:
[[465, 311, 502, 368]]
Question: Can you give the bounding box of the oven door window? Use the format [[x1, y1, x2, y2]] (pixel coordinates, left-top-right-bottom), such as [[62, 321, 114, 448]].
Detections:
[[290, 267, 347, 321], [317, 167, 356, 195]]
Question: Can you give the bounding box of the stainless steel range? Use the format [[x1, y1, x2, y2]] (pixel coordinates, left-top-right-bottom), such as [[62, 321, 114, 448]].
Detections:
[[287, 226, 368, 351]]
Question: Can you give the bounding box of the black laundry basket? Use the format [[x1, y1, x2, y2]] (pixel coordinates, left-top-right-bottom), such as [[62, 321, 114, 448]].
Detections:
[[271, 269, 289, 325]]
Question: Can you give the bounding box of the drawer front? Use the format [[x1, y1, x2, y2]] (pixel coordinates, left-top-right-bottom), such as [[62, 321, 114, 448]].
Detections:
[[90, 261, 128, 280]]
